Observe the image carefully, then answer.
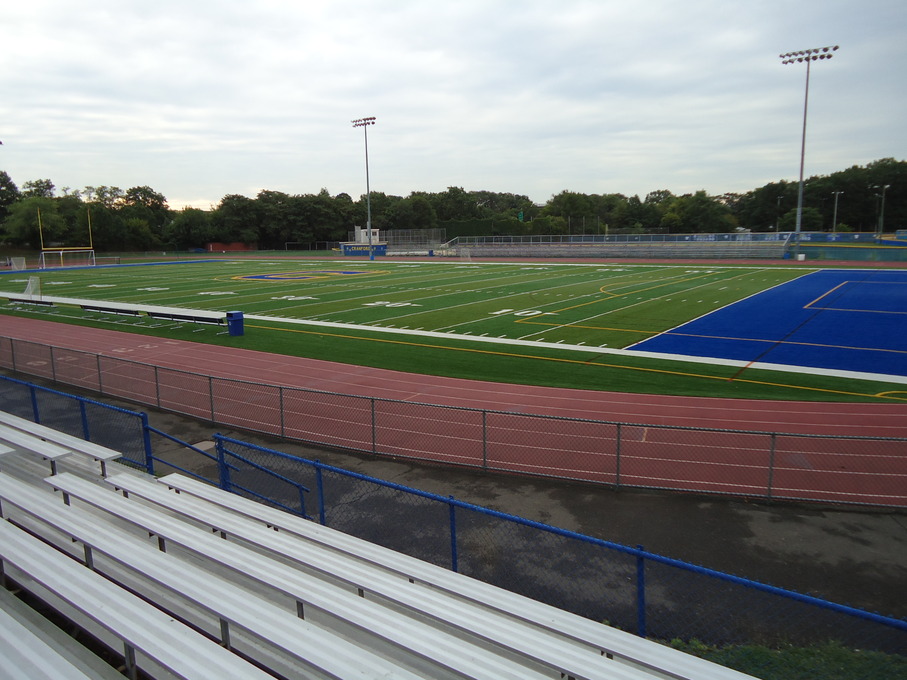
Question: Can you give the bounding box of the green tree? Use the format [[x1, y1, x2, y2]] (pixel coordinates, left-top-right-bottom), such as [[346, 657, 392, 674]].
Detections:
[[21, 178, 55, 198], [163, 208, 213, 249], [211, 194, 261, 244], [665, 191, 737, 233], [120, 217, 159, 250], [2, 196, 62, 246], [613, 195, 660, 231], [0, 171, 20, 224], [779, 206, 823, 231], [92, 186, 125, 209]]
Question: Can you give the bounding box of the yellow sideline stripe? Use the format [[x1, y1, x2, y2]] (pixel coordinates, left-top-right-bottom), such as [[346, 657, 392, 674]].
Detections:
[[245, 323, 906, 402]]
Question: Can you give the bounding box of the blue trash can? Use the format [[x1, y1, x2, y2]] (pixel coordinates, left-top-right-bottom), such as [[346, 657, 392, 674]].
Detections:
[[226, 311, 244, 336]]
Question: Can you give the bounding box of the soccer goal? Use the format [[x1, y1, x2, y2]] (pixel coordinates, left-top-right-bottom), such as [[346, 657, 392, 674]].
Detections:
[[38, 249, 96, 269], [8, 257, 27, 270], [23, 275, 41, 301]]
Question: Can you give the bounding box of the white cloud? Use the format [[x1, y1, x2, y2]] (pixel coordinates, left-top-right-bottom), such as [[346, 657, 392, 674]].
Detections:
[[1, 0, 905, 208]]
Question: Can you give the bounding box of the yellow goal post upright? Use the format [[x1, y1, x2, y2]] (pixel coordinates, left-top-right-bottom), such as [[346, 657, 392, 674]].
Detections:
[[36, 206, 97, 269]]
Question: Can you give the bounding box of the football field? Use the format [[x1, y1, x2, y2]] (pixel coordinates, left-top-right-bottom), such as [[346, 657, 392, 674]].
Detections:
[[2, 259, 906, 400], [3, 259, 805, 348]]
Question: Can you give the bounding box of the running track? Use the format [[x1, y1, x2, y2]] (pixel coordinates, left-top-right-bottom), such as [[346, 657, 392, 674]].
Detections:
[[3, 315, 907, 438]]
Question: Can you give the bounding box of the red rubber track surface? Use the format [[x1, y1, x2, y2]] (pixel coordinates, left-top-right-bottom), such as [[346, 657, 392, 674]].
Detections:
[[3, 315, 906, 438]]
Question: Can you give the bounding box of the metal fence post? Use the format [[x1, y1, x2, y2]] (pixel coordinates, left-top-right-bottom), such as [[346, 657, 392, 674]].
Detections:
[[154, 366, 161, 408], [449, 496, 459, 573], [616, 423, 622, 488], [209, 376, 215, 422], [370, 397, 377, 455], [96, 355, 104, 395], [216, 438, 231, 492], [636, 544, 647, 638], [79, 401, 91, 441], [50, 346, 57, 382], [767, 432, 777, 500], [279, 386, 285, 438], [315, 463, 326, 526], [482, 410, 488, 469], [140, 412, 155, 475], [29, 385, 40, 423]]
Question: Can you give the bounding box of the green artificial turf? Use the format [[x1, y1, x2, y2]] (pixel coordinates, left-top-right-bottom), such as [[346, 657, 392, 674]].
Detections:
[[1, 259, 904, 403]]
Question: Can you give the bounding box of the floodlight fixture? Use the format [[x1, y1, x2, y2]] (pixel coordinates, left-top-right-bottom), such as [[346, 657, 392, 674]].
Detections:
[[779, 45, 839, 257], [351, 116, 377, 260]]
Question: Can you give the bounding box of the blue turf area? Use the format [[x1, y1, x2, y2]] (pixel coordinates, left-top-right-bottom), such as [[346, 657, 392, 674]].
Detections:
[[631, 269, 907, 378]]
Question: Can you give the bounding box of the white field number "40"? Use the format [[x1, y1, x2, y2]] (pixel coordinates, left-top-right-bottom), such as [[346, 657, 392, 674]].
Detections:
[[490, 309, 556, 317]]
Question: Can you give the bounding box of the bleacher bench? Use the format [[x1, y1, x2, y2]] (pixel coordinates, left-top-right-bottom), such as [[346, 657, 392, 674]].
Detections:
[[153, 472, 755, 680], [0, 516, 275, 680], [0, 424, 71, 475], [0, 473, 438, 680], [0, 412, 122, 477], [49, 471, 667, 680], [0, 587, 123, 680], [106, 471, 752, 680]]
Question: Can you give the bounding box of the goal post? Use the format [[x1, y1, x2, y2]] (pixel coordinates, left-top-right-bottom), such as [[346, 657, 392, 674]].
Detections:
[[38, 249, 96, 269], [35, 205, 97, 268]]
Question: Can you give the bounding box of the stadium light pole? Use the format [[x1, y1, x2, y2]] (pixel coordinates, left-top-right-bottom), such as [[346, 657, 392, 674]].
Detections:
[[874, 184, 890, 237], [779, 45, 839, 259], [831, 191, 843, 232], [351, 116, 377, 261]]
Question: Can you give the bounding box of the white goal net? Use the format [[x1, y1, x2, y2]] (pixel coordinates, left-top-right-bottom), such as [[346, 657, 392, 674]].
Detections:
[[23, 276, 41, 301], [38, 249, 96, 269]]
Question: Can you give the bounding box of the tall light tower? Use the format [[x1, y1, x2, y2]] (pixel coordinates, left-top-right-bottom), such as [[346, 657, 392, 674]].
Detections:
[[874, 184, 891, 237], [351, 116, 377, 261], [779, 45, 839, 258], [831, 191, 843, 232]]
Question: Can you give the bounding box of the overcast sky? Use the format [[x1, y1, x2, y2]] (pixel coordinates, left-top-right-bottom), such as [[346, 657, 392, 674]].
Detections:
[[2, 1, 904, 209]]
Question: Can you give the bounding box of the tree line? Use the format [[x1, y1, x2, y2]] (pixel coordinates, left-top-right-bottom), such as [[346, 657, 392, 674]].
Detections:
[[0, 158, 903, 252]]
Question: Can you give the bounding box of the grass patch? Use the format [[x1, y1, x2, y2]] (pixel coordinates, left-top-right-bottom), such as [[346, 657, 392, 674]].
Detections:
[[669, 639, 907, 680]]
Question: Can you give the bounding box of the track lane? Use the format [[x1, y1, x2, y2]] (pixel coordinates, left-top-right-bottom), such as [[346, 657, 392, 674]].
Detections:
[[3, 315, 906, 437]]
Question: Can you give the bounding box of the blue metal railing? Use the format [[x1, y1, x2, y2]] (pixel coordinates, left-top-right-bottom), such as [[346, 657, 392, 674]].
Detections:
[[1, 374, 904, 661]]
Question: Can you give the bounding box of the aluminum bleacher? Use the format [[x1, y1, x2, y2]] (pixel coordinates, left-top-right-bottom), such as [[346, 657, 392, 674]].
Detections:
[[0, 412, 755, 679], [458, 240, 788, 259]]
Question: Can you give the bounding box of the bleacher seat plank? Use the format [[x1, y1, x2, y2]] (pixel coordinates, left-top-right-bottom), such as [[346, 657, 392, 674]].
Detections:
[[156, 472, 755, 680], [0, 411, 121, 476], [0, 474, 443, 680], [41, 473, 583, 680], [102, 472, 741, 680], [0, 589, 121, 680], [0, 424, 71, 474], [0, 517, 275, 680]]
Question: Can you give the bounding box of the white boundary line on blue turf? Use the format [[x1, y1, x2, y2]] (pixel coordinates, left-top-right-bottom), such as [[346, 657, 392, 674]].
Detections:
[[244, 313, 907, 386]]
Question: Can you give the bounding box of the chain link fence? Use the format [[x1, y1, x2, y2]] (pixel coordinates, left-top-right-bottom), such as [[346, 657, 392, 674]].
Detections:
[[2, 374, 905, 677], [2, 335, 905, 508], [210, 434, 907, 663]]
